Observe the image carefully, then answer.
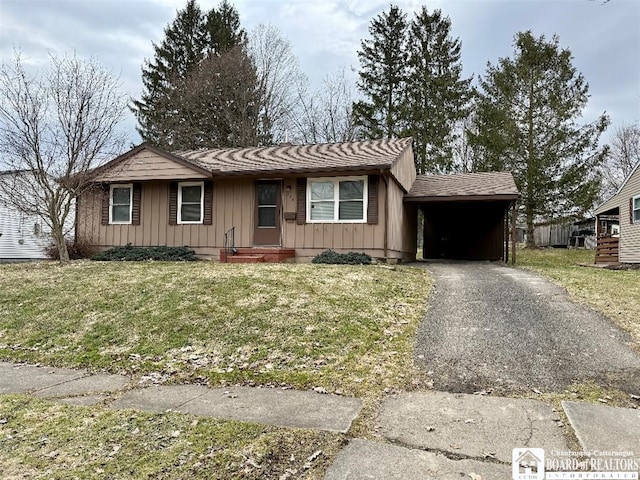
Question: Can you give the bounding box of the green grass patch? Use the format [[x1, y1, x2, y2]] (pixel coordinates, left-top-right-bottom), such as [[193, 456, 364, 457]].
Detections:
[[0, 261, 430, 397], [516, 248, 640, 343], [0, 394, 343, 479]]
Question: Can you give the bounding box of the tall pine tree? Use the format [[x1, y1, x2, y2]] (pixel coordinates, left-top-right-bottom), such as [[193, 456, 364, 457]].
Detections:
[[132, 0, 245, 147], [404, 7, 471, 173], [469, 31, 609, 246], [353, 5, 408, 139]]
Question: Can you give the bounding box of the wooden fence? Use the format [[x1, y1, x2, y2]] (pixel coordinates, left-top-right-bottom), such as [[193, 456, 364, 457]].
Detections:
[[595, 236, 619, 264]]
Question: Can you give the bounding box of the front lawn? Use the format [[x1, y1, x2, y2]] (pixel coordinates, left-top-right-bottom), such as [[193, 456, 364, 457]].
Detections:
[[0, 394, 343, 479], [0, 261, 430, 397], [516, 248, 640, 343]]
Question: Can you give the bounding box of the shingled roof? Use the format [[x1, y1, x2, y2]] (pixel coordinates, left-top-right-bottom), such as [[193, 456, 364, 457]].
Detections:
[[173, 137, 413, 175], [406, 171, 519, 202]]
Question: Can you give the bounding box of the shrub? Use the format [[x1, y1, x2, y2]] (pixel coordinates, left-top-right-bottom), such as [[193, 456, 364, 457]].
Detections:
[[45, 240, 98, 260], [311, 249, 372, 265], [92, 244, 198, 262]]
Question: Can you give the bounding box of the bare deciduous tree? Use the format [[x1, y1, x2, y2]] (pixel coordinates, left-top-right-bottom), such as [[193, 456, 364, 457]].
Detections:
[[248, 24, 306, 144], [0, 52, 128, 262], [600, 123, 640, 199], [290, 68, 357, 144]]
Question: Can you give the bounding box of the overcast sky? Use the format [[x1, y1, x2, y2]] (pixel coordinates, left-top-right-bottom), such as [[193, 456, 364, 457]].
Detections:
[[1, 0, 638, 146]]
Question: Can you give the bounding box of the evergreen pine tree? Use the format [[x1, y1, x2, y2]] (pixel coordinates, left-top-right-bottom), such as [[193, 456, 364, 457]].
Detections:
[[353, 5, 408, 139], [205, 0, 246, 54], [132, 0, 245, 147], [469, 31, 609, 246], [404, 7, 471, 173]]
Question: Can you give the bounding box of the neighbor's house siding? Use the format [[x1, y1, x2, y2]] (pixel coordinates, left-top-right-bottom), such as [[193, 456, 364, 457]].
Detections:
[[619, 167, 640, 263], [0, 203, 49, 260]]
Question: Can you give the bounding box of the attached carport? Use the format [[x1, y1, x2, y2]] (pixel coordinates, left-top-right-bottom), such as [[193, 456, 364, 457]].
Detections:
[[405, 172, 519, 261]]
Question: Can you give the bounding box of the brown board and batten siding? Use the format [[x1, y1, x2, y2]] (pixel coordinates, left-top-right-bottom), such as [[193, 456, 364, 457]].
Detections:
[[280, 174, 390, 261], [78, 138, 422, 261], [78, 178, 256, 258]]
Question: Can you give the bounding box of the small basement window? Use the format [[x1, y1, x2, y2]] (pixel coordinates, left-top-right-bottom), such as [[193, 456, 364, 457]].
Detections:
[[307, 176, 367, 223], [110, 184, 132, 224], [178, 182, 204, 224]]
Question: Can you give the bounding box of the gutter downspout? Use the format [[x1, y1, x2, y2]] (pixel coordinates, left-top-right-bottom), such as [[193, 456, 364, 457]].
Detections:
[[381, 170, 389, 259]]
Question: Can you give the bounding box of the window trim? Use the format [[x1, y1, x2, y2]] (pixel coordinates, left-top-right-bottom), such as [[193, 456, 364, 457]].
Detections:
[[109, 183, 133, 225], [177, 181, 204, 224], [633, 194, 640, 224], [306, 176, 368, 223]]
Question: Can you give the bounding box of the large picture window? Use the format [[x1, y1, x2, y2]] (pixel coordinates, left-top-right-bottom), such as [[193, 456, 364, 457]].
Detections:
[[109, 184, 132, 224], [633, 195, 640, 224], [178, 182, 204, 224], [308, 176, 367, 222]]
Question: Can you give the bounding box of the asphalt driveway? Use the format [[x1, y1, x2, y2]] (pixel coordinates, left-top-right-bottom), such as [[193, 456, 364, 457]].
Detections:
[[415, 261, 640, 395]]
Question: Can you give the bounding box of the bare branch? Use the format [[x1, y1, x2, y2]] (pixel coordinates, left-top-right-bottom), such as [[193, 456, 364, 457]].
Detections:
[[0, 51, 128, 262]]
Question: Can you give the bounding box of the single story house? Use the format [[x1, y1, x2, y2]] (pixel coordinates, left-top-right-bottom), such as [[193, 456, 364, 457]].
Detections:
[[76, 138, 519, 263], [593, 161, 640, 264]]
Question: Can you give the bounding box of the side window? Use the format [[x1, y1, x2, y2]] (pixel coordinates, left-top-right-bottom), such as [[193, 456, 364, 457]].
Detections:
[[178, 182, 203, 224], [633, 195, 640, 224], [110, 184, 132, 224]]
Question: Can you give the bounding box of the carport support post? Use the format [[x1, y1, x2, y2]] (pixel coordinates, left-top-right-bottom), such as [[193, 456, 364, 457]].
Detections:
[[505, 208, 509, 263], [511, 201, 517, 264]]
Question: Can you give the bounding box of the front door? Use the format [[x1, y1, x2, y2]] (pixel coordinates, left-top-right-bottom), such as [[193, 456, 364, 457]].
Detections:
[[254, 181, 281, 246]]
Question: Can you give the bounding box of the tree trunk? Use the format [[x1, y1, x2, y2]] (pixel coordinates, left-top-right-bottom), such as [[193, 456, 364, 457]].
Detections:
[[52, 226, 70, 263], [525, 211, 535, 248]]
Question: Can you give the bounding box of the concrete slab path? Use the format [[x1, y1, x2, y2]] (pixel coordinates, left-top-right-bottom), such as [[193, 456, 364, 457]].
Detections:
[[378, 391, 568, 464], [324, 439, 511, 480], [0, 362, 362, 433], [563, 401, 640, 453], [113, 385, 362, 433]]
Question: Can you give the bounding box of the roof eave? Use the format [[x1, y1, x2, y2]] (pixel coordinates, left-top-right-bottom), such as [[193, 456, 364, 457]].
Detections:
[[404, 193, 520, 203], [211, 164, 392, 177]]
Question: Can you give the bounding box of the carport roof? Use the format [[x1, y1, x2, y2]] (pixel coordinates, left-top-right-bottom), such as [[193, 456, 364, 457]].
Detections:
[[405, 171, 519, 202]]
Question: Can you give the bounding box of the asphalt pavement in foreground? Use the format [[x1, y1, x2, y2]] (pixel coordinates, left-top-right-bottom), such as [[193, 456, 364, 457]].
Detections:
[[414, 261, 640, 395]]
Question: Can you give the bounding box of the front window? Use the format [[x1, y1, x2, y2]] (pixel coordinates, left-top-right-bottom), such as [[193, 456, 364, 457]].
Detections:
[[634, 195, 640, 224], [110, 184, 132, 224], [308, 177, 367, 222], [178, 182, 203, 224]]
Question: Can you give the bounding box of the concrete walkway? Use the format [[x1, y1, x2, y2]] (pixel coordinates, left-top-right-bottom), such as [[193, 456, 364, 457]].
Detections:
[[1, 361, 639, 479], [0, 362, 361, 433], [326, 391, 640, 479]]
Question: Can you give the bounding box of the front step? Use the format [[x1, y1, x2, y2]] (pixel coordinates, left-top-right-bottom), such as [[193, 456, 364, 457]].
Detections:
[[227, 255, 265, 263], [220, 247, 295, 263]]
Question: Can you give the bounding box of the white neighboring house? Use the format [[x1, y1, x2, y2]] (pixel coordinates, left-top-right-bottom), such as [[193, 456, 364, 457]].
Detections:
[[0, 170, 54, 260]]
